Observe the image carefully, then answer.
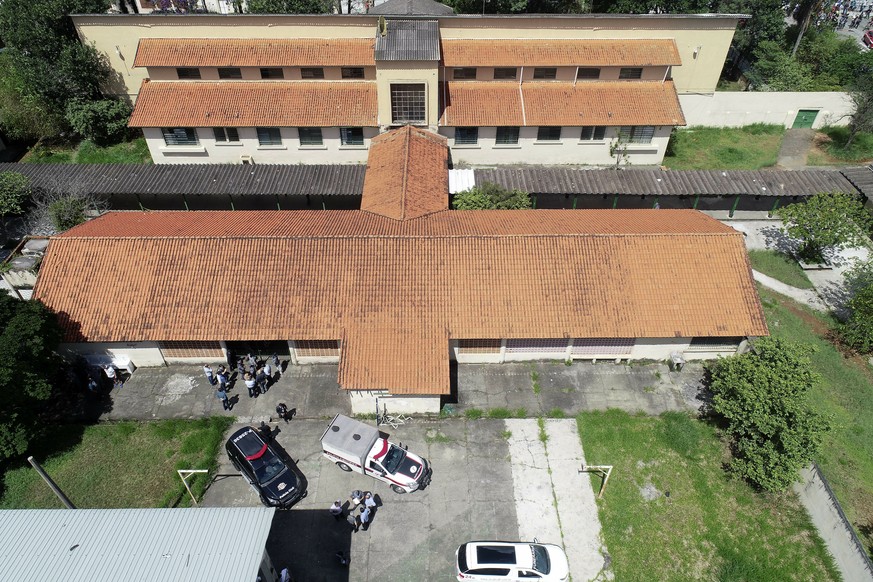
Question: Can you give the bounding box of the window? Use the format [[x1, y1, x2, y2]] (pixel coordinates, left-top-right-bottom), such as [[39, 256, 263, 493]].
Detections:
[[619, 67, 643, 79], [619, 126, 655, 144], [533, 67, 557, 80], [536, 126, 562, 141], [213, 127, 240, 142], [453, 67, 477, 80], [495, 126, 520, 145], [493, 67, 517, 80], [341, 67, 365, 79], [260, 67, 284, 79], [176, 67, 200, 79], [688, 337, 742, 352], [390, 83, 426, 124], [161, 127, 198, 146], [580, 126, 606, 141], [454, 127, 478, 145], [576, 67, 600, 80], [340, 127, 364, 146], [300, 67, 324, 79], [256, 127, 282, 146], [217, 67, 242, 79], [298, 127, 323, 146]]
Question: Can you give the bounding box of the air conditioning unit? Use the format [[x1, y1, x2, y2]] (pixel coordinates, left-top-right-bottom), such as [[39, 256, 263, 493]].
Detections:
[[240, 155, 254, 165]]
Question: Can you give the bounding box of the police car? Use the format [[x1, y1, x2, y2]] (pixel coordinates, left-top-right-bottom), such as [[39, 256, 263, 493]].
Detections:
[[455, 540, 570, 581], [225, 426, 306, 508]]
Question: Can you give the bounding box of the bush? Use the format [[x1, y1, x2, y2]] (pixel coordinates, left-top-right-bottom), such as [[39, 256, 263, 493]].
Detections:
[[838, 285, 873, 354], [0, 171, 30, 215], [64, 98, 132, 145], [707, 337, 830, 492], [48, 196, 87, 232], [453, 182, 532, 210]]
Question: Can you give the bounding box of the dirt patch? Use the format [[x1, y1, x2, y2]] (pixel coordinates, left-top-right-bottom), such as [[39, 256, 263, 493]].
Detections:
[[809, 132, 873, 166], [639, 481, 662, 501]]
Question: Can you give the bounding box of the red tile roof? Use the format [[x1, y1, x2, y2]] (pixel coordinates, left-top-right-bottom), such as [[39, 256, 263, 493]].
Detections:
[[360, 126, 448, 220], [128, 80, 378, 128], [441, 39, 681, 67], [440, 80, 686, 127], [133, 38, 376, 68]]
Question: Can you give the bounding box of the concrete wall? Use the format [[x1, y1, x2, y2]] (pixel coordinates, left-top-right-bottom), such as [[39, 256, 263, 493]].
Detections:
[[349, 390, 441, 415], [441, 126, 672, 167], [375, 60, 440, 128], [679, 92, 852, 129], [144, 127, 375, 164], [61, 341, 166, 367]]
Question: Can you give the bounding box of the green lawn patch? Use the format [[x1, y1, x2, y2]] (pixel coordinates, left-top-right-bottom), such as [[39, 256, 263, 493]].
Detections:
[[662, 124, 784, 170], [748, 250, 814, 289], [816, 126, 873, 164], [22, 138, 151, 164], [0, 417, 232, 509], [759, 286, 873, 558], [578, 409, 840, 581]]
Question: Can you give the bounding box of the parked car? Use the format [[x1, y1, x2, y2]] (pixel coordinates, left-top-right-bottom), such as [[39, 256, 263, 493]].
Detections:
[[225, 425, 306, 508], [455, 540, 570, 581], [864, 30, 873, 48]]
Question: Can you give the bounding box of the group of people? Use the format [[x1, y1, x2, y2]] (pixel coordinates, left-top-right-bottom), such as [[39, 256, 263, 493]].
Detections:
[[208, 353, 287, 411], [788, 0, 873, 31], [329, 490, 378, 533]]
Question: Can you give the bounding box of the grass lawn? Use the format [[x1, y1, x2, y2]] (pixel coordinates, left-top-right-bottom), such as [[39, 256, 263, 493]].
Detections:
[[662, 124, 784, 170], [809, 127, 873, 165], [0, 417, 232, 509], [758, 286, 873, 558], [22, 137, 151, 164], [748, 249, 814, 289], [578, 410, 840, 582]]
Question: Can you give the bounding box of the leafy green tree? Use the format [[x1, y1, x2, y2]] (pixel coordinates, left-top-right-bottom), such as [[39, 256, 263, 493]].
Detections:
[[718, 0, 786, 58], [453, 182, 532, 210], [838, 284, 873, 354], [747, 40, 815, 91], [0, 172, 31, 216], [777, 191, 873, 262], [844, 71, 873, 149], [0, 295, 63, 463], [707, 337, 830, 492], [65, 99, 132, 145], [245, 0, 329, 12], [0, 54, 65, 141], [49, 196, 88, 232]]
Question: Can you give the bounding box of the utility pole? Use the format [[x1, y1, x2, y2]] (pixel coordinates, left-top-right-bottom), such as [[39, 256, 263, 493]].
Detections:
[[28, 456, 76, 509]]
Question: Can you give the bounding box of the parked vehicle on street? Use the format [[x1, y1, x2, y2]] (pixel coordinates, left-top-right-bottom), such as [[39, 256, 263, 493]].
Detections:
[[225, 425, 306, 508], [455, 540, 570, 581], [864, 30, 873, 48], [320, 414, 431, 493]]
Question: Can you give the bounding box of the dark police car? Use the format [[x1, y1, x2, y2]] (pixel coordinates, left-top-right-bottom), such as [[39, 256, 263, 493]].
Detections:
[[225, 426, 306, 508]]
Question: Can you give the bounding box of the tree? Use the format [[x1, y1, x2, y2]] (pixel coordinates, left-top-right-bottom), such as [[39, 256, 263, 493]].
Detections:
[[0, 172, 31, 216], [838, 284, 873, 354], [717, 0, 786, 58], [65, 99, 132, 145], [26, 174, 107, 235], [0, 295, 63, 463], [245, 0, 330, 12], [776, 191, 873, 263], [452, 182, 532, 209], [844, 71, 873, 149], [0, 54, 65, 142], [746, 40, 815, 91], [707, 337, 830, 492]]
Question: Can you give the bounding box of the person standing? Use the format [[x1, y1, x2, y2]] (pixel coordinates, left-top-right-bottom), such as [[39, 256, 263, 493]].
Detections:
[[329, 500, 343, 520], [236, 359, 246, 380], [363, 491, 377, 510], [272, 353, 282, 377], [104, 364, 121, 389], [350, 489, 363, 510], [347, 511, 360, 533], [244, 373, 257, 398], [216, 366, 228, 390], [275, 402, 292, 423], [263, 361, 272, 384], [256, 368, 268, 393], [203, 364, 215, 385], [216, 386, 229, 411], [360, 506, 372, 531]]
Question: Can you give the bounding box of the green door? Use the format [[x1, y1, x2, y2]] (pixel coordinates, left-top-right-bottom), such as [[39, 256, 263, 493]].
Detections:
[[792, 109, 818, 129]]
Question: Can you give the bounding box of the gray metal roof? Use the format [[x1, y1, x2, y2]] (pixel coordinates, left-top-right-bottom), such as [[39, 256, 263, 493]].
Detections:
[[375, 20, 440, 61], [0, 507, 275, 582], [469, 167, 860, 197], [840, 165, 873, 201], [0, 163, 365, 196], [321, 414, 380, 459], [369, 0, 455, 15]]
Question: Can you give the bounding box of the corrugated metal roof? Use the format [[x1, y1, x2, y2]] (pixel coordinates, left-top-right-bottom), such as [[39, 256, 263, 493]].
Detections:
[[375, 20, 440, 61], [0, 507, 275, 582], [369, 0, 454, 15], [449, 169, 475, 193], [840, 165, 873, 201], [470, 167, 859, 197], [0, 163, 365, 197]]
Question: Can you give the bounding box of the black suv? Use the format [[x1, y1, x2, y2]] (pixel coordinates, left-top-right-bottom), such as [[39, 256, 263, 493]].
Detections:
[[225, 426, 306, 508]]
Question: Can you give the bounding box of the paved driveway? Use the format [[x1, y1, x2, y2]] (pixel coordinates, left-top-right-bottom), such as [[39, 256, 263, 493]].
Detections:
[[203, 418, 609, 582]]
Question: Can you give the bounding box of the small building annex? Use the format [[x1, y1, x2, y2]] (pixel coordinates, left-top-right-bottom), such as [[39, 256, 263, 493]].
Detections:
[[72, 9, 747, 166], [32, 126, 768, 413]]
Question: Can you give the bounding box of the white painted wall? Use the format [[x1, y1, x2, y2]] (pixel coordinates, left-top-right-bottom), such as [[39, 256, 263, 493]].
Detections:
[[60, 341, 166, 367], [143, 127, 375, 165], [349, 391, 441, 415], [679, 92, 852, 129], [440, 126, 672, 167]]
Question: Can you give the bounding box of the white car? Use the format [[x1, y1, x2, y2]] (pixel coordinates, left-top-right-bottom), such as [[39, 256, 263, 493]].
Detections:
[[455, 540, 570, 581]]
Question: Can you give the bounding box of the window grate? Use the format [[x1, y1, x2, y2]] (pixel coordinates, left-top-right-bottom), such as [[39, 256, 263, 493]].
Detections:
[[213, 127, 240, 142], [256, 127, 282, 146], [390, 83, 426, 124], [340, 127, 364, 146], [576, 67, 600, 80], [160, 341, 224, 359], [505, 339, 568, 353], [687, 337, 742, 352], [458, 339, 501, 354], [176, 67, 200, 79], [341, 67, 365, 79], [537, 126, 562, 141], [533, 67, 557, 80], [454, 127, 478, 145], [493, 67, 517, 80], [218, 67, 242, 79], [453, 67, 477, 80], [300, 67, 324, 79], [260, 67, 284, 79], [162, 128, 198, 146], [619, 126, 655, 144], [571, 338, 634, 356], [496, 126, 520, 145], [580, 126, 606, 141], [295, 340, 340, 357], [298, 127, 323, 146], [619, 67, 643, 79]]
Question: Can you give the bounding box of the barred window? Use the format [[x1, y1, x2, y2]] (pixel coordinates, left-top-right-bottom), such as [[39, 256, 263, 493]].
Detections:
[[218, 67, 242, 79], [160, 341, 224, 359], [458, 339, 501, 354], [341, 67, 365, 79], [453, 67, 477, 80], [301, 67, 324, 79], [571, 338, 634, 356], [619, 67, 643, 79], [576, 67, 600, 80], [162, 128, 199, 146], [298, 127, 323, 146], [390, 83, 426, 124], [618, 126, 655, 144], [496, 126, 520, 145], [256, 127, 282, 146], [580, 126, 606, 141], [493, 67, 517, 80], [687, 337, 742, 352], [213, 127, 240, 142], [340, 127, 364, 146], [533, 67, 557, 79], [454, 127, 478, 145], [537, 126, 562, 141], [260, 67, 284, 79], [505, 339, 568, 353], [295, 340, 340, 357], [176, 67, 200, 79]]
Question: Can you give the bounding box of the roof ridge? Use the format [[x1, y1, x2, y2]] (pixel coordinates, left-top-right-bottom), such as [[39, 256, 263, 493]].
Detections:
[[56, 231, 744, 241], [401, 126, 411, 220]]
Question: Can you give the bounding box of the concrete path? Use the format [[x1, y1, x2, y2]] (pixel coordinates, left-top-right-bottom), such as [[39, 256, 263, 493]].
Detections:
[[777, 128, 815, 169], [752, 269, 827, 311]]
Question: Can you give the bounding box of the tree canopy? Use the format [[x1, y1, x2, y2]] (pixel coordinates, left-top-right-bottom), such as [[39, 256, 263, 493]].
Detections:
[[0, 296, 63, 463], [0, 172, 31, 216], [707, 337, 830, 492], [452, 182, 532, 210], [777, 191, 873, 262], [245, 0, 330, 12]]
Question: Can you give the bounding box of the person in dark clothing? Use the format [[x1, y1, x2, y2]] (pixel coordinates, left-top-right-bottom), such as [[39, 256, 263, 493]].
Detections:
[[256, 369, 268, 393], [272, 353, 282, 377], [275, 402, 294, 422]]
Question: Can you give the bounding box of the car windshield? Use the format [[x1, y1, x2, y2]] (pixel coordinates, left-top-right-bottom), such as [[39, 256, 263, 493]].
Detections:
[[382, 445, 407, 473], [530, 544, 551, 574], [254, 454, 286, 485]]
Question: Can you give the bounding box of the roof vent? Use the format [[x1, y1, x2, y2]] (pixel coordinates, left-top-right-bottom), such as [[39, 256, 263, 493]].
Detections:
[[353, 433, 361, 441], [331, 425, 340, 432]]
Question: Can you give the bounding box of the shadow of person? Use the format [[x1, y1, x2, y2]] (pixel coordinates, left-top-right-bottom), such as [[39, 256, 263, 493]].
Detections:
[[228, 394, 239, 411]]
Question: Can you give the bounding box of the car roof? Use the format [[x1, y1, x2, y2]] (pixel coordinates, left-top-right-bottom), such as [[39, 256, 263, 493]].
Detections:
[[467, 541, 533, 569], [229, 427, 267, 458]]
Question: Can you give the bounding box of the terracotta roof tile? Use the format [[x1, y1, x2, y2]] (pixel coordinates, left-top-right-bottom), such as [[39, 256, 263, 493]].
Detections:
[[441, 39, 681, 67], [133, 38, 376, 68], [440, 80, 685, 127], [128, 80, 378, 128], [360, 126, 448, 220]]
